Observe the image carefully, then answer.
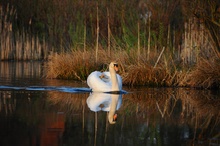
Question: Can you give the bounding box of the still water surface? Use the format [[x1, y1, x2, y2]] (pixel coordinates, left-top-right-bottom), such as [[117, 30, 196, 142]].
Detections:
[[0, 62, 219, 146]]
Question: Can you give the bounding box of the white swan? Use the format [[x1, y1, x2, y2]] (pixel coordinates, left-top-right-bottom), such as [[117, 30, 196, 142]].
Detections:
[[108, 94, 120, 124], [86, 92, 122, 124], [87, 62, 122, 92], [87, 92, 122, 112]]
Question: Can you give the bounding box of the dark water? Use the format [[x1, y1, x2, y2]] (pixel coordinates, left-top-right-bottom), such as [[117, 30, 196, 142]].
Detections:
[[0, 62, 219, 146]]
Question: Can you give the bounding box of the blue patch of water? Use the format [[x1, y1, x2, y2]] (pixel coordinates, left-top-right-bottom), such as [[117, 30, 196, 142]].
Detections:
[[0, 85, 92, 93]]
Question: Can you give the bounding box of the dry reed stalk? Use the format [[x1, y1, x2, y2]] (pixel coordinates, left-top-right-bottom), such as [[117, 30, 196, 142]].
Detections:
[[122, 62, 171, 86], [186, 58, 220, 88], [181, 18, 214, 65], [154, 47, 165, 68], [137, 21, 140, 65], [45, 50, 101, 80], [95, 3, 99, 63], [45, 48, 179, 87], [0, 5, 48, 61], [174, 70, 189, 87], [83, 21, 86, 59], [147, 13, 151, 61], [107, 7, 111, 57]]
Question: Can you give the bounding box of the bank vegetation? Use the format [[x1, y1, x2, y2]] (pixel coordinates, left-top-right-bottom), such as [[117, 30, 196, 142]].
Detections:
[[1, 0, 220, 88]]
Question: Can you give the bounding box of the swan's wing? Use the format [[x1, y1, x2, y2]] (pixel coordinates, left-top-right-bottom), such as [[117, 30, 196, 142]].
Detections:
[[86, 92, 111, 112], [100, 72, 111, 82], [87, 71, 112, 92]]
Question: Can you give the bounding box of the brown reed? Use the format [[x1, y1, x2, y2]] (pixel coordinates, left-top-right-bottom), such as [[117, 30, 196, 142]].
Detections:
[[45, 49, 112, 80], [0, 5, 48, 61], [186, 58, 220, 89], [45, 48, 180, 87], [122, 63, 171, 86]]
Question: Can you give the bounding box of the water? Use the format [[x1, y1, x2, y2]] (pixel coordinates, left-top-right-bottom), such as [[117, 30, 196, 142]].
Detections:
[[0, 62, 219, 146]]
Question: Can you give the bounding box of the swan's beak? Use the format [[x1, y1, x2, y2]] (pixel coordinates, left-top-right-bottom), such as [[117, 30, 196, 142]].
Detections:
[[114, 64, 119, 72], [113, 113, 118, 121]]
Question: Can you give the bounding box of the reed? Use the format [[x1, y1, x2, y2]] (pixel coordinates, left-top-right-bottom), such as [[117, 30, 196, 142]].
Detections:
[[45, 48, 179, 87], [1, 1, 220, 88], [45, 49, 113, 80], [44, 45, 220, 88], [0, 4, 49, 60], [186, 58, 220, 89], [122, 63, 171, 86]]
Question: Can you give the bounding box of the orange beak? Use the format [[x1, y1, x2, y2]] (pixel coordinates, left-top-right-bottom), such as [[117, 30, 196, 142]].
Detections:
[[113, 114, 118, 121], [114, 66, 119, 72]]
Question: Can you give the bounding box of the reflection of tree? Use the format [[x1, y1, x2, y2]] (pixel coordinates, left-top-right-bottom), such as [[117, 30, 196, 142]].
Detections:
[[48, 91, 122, 145], [47, 88, 220, 145], [0, 90, 66, 146], [0, 91, 15, 115], [122, 88, 220, 145], [177, 89, 220, 144]]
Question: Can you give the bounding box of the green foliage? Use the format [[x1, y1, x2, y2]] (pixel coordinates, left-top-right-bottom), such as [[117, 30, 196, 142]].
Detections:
[[1, 0, 182, 52], [1, 0, 220, 67], [158, 22, 165, 48], [122, 24, 137, 49]]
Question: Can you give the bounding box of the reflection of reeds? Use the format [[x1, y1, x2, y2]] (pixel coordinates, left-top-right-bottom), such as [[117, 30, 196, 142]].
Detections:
[[0, 62, 42, 79], [177, 89, 220, 144], [0, 91, 15, 115], [47, 91, 89, 116], [47, 88, 220, 130], [178, 89, 220, 129], [122, 88, 220, 144], [47, 88, 220, 145]]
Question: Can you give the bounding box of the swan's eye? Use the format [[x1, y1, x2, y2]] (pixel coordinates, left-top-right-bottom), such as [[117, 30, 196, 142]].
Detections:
[[114, 64, 118, 67]]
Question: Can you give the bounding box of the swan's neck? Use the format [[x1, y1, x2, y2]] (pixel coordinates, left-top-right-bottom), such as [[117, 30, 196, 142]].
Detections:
[[109, 68, 119, 91], [108, 94, 119, 124]]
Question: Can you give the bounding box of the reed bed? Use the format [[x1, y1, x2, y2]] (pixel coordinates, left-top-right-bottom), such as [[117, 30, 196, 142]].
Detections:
[[45, 48, 178, 86], [186, 58, 220, 89], [0, 5, 49, 60], [45, 48, 220, 88], [122, 64, 171, 86], [1, 1, 220, 88], [45, 50, 112, 80]]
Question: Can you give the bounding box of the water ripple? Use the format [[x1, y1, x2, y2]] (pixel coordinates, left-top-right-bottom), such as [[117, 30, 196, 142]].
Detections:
[[0, 85, 92, 93]]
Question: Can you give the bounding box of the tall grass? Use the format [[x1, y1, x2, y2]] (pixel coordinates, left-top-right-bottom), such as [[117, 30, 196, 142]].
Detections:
[[45, 48, 179, 87], [1, 0, 184, 53], [45, 50, 114, 81], [0, 5, 49, 60], [1, 1, 220, 88], [186, 58, 220, 89], [45, 43, 220, 88]]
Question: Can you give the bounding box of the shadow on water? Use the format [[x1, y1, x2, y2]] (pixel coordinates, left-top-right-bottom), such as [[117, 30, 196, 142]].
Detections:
[[0, 62, 219, 146]]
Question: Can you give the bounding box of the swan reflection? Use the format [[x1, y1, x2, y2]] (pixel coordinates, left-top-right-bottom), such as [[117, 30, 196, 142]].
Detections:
[[87, 92, 122, 124]]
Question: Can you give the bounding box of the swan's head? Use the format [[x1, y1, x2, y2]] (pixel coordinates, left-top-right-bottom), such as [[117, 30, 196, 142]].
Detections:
[[109, 62, 119, 72], [108, 113, 118, 124]]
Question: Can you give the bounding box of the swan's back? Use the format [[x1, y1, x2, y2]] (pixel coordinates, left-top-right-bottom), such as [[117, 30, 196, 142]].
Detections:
[[87, 71, 122, 92]]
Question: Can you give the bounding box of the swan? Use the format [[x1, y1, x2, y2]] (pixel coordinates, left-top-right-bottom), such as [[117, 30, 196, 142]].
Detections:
[[87, 92, 122, 112], [86, 92, 122, 124], [108, 94, 120, 124], [87, 62, 122, 92]]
